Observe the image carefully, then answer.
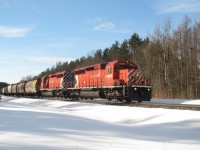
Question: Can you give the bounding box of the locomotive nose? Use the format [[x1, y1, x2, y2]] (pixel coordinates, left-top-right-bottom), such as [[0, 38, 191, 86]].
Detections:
[[128, 69, 143, 85]]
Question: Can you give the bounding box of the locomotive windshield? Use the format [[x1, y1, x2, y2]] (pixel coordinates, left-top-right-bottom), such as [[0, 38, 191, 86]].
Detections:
[[119, 62, 138, 70], [119, 62, 127, 69]]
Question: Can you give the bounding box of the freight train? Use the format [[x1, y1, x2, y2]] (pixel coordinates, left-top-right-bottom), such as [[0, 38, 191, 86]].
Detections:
[[1, 60, 152, 102]]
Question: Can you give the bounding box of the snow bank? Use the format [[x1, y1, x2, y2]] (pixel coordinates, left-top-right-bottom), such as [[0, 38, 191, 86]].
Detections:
[[0, 96, 200, 150]]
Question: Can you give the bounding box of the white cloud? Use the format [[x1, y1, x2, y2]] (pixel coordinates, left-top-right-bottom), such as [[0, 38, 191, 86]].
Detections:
[[94, 22, 115, 31], [151, 0, 200, 14], [0, 25, 33, 38], [28, 56, 75, 63], [87, 17, 131, 34], [93, 22, 130, 34]]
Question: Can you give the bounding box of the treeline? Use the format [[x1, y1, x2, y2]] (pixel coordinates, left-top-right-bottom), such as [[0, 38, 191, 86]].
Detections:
[[37, 33, 149, 77], [21, 16, 200, 99], [145, 16, 200, 99]]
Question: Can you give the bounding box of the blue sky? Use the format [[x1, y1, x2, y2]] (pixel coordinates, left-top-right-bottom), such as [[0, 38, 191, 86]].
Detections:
[[0, 0, 200, 83]]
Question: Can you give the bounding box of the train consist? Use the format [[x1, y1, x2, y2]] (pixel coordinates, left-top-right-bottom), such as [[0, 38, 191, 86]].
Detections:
[[1, 60, 152, 102]]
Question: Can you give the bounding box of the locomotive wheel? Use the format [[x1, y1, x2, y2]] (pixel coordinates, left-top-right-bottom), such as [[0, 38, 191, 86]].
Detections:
[[117, 97, 123, 102], [125, 98, 131, 103], [107, 96, 112, 101]]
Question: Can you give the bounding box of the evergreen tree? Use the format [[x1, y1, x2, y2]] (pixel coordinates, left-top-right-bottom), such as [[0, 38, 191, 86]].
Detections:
[[119, 40, 131, 60]]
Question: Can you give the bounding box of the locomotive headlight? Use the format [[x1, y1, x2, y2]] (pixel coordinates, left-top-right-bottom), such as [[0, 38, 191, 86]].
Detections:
[[134, 88, 137, 90], [147, 88, 150, 91]]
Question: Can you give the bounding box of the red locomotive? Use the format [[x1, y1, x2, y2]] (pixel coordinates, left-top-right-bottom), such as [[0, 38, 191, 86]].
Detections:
[[40, 71, 65, 97], [73, 60, 151, 102], [2, 60, 152, 102]]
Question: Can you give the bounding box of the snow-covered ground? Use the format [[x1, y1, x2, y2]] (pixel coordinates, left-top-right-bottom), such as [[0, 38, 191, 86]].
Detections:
[[0, 96, 200, 150]]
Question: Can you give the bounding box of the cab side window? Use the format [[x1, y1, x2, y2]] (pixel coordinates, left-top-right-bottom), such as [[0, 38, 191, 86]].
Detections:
[[107, 67, 112, 74]]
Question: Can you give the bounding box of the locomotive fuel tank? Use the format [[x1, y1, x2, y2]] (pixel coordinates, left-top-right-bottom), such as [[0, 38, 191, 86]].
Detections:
[[80, 91, 101, 99]]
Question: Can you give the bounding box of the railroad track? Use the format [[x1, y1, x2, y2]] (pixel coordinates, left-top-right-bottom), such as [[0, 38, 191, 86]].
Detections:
[[49, 98, 200, 111], [76, 99, 200, 111]]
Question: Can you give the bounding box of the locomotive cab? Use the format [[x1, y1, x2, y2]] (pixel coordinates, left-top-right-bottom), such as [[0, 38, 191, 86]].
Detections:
[[40, 71, 65, 97], [108, 60, 151, 102], [112, 60, 139, 85]]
